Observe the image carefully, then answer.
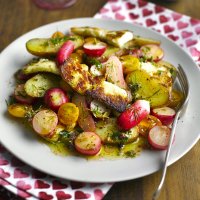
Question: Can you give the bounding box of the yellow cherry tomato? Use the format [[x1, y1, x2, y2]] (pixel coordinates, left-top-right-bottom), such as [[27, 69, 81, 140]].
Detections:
[[58, 103, 79, 128], [8, 104, 32, 118]]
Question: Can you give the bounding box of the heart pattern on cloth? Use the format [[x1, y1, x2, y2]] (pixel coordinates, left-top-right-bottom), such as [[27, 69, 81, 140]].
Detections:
[[172, 13, 182, 21], [126, 2, 136, 9], [52, 180, 68, 190], [142, 8, 153, 17], [16, 180, 31, 190], [34, 180, 51, 189], [138, 0, 148, 7], [0, 168, 10, 178], [99, 8, 109, 14], [14, 168, 29, 178], [129, 12, 139, 19], [185, 39, 198, 47], [177, 21, 189, 29], [168, 34, 179, 41], [164, 25, 175, 33], [115, 12, 125, 20], [0, 157, 9, 165], [38, 192, 53, 200], [155, 5, 165, 13], [181, 31, 193, 39], [0, 179, 10, 185], [159, 15, 170, 23], [190, 18, 200, 26], [146, 18, 157, 26], [74, 190, 91, 199], [56, 191, 72, 199], [111, 5, 121, 12], [94, 189, 104, 200], [195, 26, 200, 35], [190, 47, 200, 57], [17, 189, 31, 198]]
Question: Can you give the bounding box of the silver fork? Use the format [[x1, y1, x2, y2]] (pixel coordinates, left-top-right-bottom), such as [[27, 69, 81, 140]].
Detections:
[[152, 65, 190, 200]]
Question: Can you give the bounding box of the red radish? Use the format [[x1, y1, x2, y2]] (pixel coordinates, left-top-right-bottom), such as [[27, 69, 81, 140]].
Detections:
[[140, 44, 164, 61], [148, 125, 171, 150], [32, 109, 58, 137], [117, 100, 150, 130], [14, 84, 35, 104], [44, 88, 69, 111], [105, 56, 128, 90], [90, 99, 111, 119], [74, 132, 102, 155], [72, 93, 96, 132], [56, 40, 74, 66], [152, 107, 176, 125], [83, 42, 106, 57]]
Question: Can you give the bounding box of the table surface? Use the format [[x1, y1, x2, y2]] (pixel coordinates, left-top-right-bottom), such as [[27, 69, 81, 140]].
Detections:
[[0, 0, 199, 200]]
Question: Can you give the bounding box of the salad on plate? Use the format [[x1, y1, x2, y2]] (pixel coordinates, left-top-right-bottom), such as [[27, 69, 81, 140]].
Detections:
[[7, 26, 183, 159]]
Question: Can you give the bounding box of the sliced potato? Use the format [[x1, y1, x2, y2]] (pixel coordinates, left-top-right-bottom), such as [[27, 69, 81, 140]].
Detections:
[[26, 35, 84, 56], [126, 70, 169, 107], [24, 74, 60, 97], [96, 118, 139, 145], [22, 58, 60, 75]]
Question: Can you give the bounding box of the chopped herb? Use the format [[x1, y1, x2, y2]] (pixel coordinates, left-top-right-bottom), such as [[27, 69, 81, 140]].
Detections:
[[124, 150, 136, 158], [83, 54, 102, 69], [128, 83, 140, 93], [43, 36, 76, 47], [5, 96, 16, 106]]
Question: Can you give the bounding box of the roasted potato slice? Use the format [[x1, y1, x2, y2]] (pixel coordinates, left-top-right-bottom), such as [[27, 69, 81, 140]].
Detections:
[[22, 58, 60, 75], [126, 70, 170, 107], [24, 74, 60, 97], [26, 35, 84, 56], [96, 118, 139, 144]]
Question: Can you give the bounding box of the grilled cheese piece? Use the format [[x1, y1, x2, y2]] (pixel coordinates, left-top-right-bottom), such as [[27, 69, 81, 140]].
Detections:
[[71, 26, 133, 48], [61, 59, 92, 95], [87, 81, 128, 112]]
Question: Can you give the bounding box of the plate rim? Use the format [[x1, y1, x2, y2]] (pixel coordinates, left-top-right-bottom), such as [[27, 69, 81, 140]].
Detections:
[[0, 17, 200, 183]]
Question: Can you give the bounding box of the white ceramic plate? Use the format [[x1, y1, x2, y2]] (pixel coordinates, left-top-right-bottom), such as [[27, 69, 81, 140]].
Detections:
[[0, 18, 199, 183]]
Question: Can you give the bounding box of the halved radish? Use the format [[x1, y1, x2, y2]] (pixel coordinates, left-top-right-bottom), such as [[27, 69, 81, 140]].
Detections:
[[74, 132, 102, 155], [151, 107, 176, 125], [14, 84, 35, 104], [90, 99, 111, 119], [44, 88, 69, 111], [117, 100, 150, 130], [83, 42, 106, 57], [140, 44, 164, 61], [105, 55, 128, 90], [72, 93, 96, 132], [56, 40, 74, 66], [148, 125, 171, 150], [32, 109, 58, 137]]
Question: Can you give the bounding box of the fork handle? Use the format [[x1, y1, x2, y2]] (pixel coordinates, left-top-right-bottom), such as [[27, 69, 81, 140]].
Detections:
[[152, 112, 180, 200]]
